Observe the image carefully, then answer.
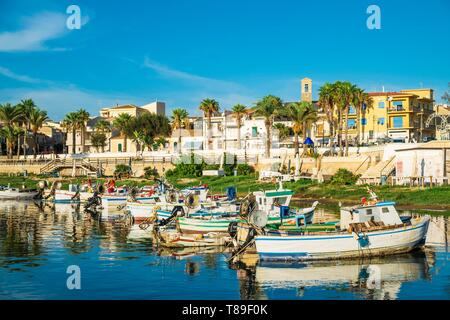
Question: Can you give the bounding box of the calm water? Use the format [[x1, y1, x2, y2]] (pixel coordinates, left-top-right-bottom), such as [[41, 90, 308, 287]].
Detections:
[[0, 200, 448, 300]]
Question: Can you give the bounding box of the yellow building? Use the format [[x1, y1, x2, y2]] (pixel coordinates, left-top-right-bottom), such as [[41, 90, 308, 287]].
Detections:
[[346, 89, 435, 143], [100, 101, 165, 118]]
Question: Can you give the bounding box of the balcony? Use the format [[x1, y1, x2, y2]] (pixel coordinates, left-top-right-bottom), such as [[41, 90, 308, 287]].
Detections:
[[388, 106, 407, 112]]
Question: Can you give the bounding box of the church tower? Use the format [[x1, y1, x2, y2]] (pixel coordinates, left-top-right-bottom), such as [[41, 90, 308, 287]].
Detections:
[[301, 78, 312, 102]]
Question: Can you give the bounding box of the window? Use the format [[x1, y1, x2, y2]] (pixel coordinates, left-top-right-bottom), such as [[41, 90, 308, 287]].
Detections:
[[366, 209, 373, 215], [378, 101, 385, 109], [347, 119, 356, 129], [392, 116, 403, 128], [304, 83, 309, 93], [382, 207, 390, 213], [118, 143, 122, 152], [392, 101, 404, 111], [377, 117, 385, 125], [252, 127, 258, 137], [349, 106, 356, 114], [361, 118, 367, 125], [369, 130, 374, 139]]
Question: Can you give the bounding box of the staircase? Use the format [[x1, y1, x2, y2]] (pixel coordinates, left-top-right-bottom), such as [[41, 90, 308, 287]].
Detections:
[[358, 156, 396, 185], [40, 158, 102, 176]]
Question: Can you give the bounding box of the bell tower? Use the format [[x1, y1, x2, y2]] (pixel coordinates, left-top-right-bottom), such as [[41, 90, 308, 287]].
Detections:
[[301, 78, 312, 102]]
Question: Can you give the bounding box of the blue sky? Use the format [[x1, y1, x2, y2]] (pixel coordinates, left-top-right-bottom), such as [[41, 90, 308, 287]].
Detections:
[[0, 0, 449, 120]]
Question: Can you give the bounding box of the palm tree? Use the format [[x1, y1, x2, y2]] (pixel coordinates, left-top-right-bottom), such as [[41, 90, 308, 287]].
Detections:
[[94, 119, 111, 133], [332, 81, 355, 156], [199, 99, 219, 150], [16, 99, 37, 158], [0, 126, 22, 159], [231, 104, 247, 149], [360, 92, 373, 144], [0, 103, 20, 158], [29, 108, 49, 159], [75, 108, 90, 153], [254, 95, 283, 158], [285, 101, 318, 156], [113, 113, 133, 152], [273, 123, 291, 143], [318, 83, 337, 151], [90, 132, 107, 153], [94, 119, 111, 152], [171, 108, 189, 153], [63, 112, 80, 154]]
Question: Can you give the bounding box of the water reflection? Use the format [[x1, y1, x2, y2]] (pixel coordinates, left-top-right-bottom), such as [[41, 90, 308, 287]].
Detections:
[[0, 200, 448, 299]]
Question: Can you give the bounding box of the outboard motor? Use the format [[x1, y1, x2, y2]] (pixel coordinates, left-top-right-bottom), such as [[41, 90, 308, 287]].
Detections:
[[84, 191, 102, 216], [156, 205, 185, 227]]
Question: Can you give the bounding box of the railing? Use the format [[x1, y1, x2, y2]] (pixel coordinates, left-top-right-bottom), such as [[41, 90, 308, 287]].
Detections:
[[380, 156, 395, 178], [355, 155, 371, 174]]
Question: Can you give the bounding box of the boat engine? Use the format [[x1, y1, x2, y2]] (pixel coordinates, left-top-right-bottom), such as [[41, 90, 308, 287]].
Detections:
[[84, 192, 102, 216], [156, 205, 185, 227]]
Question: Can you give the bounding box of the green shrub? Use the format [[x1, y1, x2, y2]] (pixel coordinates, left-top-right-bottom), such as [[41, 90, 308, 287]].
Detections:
[[236, 164, 255, 176], [144, 167, 159, 179], [114, 164, 131, 174], [330, 168, 360, 185]]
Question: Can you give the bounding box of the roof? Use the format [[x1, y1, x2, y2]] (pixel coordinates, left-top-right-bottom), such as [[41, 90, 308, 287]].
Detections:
[[369, 92, 415, 97], [101, 104, 140, 110], [396, 140, 450, 151]]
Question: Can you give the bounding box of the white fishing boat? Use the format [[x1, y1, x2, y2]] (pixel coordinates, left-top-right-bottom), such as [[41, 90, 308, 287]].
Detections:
[[253, 196, 430, 261], [0, 186, 39, 200], [176, 184, 317, 234]]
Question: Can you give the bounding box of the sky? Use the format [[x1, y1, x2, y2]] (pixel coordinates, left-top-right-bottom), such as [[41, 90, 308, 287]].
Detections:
[[0, 0, 449, 120]]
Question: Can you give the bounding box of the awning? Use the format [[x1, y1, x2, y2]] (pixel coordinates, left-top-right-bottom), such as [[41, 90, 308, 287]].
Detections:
[[183, 141, 203, 150], [304, 137, 314, 145]]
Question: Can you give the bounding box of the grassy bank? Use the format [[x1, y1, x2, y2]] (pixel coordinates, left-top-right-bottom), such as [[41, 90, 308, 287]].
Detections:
[[1, 174, 449, 211]]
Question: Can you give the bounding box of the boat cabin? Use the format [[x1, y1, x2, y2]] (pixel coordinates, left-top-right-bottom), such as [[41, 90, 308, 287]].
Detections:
[[253, 183, 294, 213], [340, 202, 403, 230], [182, 186, 209, 203]]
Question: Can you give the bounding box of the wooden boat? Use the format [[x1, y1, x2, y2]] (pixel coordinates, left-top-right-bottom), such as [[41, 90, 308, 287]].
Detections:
[[253, 200, 430, 261], [0, 187, 39, 200], [155, 230, 231, 248], [175, 184, 318, 234]]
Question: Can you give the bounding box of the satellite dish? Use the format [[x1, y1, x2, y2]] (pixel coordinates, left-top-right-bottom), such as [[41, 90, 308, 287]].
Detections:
[[249, 210, 268, 228]]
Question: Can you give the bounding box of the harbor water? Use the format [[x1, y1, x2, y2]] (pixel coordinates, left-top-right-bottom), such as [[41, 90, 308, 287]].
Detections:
[[0, 200, 448, 300]]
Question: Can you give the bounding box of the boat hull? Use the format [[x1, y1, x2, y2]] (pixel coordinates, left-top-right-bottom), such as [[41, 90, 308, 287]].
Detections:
[[0, 190, 39, 200], [255, 217, 430, 261]]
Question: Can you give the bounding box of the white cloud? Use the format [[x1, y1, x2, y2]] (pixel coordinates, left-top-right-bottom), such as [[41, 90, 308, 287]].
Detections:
[[0, 11, 76, 52], [0, 66, 50, 84]]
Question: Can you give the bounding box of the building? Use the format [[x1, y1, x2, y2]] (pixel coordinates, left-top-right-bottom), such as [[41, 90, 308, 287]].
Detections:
[[310, 80, 437, 144], [394, 140, 450, 185], [100, 101, 165, 118], [66, 101, 166, 154]]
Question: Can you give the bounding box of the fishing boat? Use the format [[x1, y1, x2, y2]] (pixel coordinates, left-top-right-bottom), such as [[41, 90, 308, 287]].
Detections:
[[155, 229, 231, 248], [176, 184, 317, 234], [250, 192, 430, 261], [0, 186, 39, 200]]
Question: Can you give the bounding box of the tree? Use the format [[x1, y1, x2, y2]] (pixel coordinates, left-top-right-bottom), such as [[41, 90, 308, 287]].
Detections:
[[285, 101, 318, 156], [75, 108, 90, 153], [171, 108, 189, 153], [273, 123, 291, 143], [231, 104, 247, 149], [113, 113, 133, 152], [0, 126, 22, 159], [62, 112, 80, 154], [318, 83, 337, 151], [17, 99, 37, 158], [90, 132, 107, 153], [29, 108, 49, 158], [352, 89, 373, 145], [199, 98, 219, 150], [333, 81, 355, 156], [254, 95, 283, 158], [94, 119, 111, 133], [0, 103, 20, 158]]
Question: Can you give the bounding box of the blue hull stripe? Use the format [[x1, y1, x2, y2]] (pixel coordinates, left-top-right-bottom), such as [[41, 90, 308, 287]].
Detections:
[[258, 222, 428, 241]]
